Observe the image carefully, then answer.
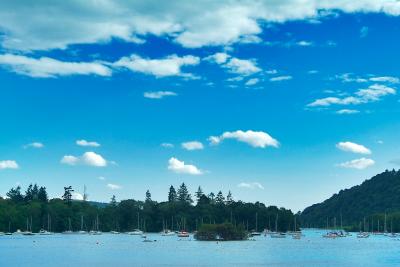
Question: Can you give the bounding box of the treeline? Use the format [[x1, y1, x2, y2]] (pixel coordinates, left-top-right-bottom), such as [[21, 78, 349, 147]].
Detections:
[[0, 183, 296, 233], [301, 169, 400, 232]]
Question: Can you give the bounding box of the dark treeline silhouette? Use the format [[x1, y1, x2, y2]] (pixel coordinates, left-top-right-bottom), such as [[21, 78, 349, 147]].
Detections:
[[0, 183, 296, 233], [301, 169, 400, 232]]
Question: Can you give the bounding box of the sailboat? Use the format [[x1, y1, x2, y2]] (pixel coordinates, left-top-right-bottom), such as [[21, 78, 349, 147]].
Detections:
[[357, 218, 369, 238], [177, 217, 190, 237], [62, 217, 74, 234], [128, 212, 143, 235], [270, 214, 286, 238], [39, 214, 52, 235], [250, 212, 262, 236], [22, 217, 35, 235], [77, 215, 87, 234], [292, 217, 302, 239], [89, 215, 102, 235], [161, 219, 175, 236]]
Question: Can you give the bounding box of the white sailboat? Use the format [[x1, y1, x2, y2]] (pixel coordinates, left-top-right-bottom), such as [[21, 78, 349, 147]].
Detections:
[[89, 215, 102, 235], [22, 217, 34, 235], [78, 215, 87, 234], [270, 214, 286, 238], [62, 217, 74, 234], [250, 212, 262, 236], [39, 214, 52, 235], [128, 212, 143, 235]]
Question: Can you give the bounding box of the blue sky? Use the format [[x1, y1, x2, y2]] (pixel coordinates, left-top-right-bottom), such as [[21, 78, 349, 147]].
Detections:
[[1, 1, 400, 211]]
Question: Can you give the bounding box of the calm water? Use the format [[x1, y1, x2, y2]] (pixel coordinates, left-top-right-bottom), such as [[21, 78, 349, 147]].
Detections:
[[1, 230, 400, 266]]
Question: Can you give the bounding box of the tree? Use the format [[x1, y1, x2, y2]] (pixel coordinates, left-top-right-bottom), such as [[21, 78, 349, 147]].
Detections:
[[145, 190, 152, 202], [226, 191, 233, 205], [38, 186, 48, 202], [32, 184, 39, 200], [110, 195, 117, 206], [195, 186, 204, 203], [178, 183, 193, 204], [216, 191, 225, 205], [62, 186, 74, 205], [208, 192, 215, 204], [168, 185, 177, 202], [6, 186, 24, 202], [177, 183, 189, 202], [25, 184, 34, 202]]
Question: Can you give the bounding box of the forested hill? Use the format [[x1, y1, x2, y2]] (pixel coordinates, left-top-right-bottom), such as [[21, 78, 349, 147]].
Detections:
[[301, 169, 400, 228]]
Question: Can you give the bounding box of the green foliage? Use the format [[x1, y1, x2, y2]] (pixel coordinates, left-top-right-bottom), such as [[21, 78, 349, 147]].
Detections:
[[195, 223, 247, 241], [168, 185, 177, 202], [0, 184, 296, 233], [301, 169, 400, 230]]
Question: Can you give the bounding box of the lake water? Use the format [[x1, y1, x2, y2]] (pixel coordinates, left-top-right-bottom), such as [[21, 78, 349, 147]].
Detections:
[[1, 230, 400, 266]]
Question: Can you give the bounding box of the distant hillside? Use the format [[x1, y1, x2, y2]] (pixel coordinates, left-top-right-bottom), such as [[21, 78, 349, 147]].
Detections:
[[301, 169, 400, 228]]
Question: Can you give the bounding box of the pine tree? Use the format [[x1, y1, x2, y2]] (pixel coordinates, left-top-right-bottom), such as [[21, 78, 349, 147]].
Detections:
[[6, 186, 24, 202], [195, 186, 204, 203], [145, 190, 152, 202], [32, 184, 39, 200], [62, 186, 74, 205], [177, 183, 189, 202], [38, 186, 48, 202], [168, 185, 177, 202], [226, 190, 233, 205], [216, 191, 225, 205], [25, 184, 34, 202], [110, 195, 117, 206], [208, 192, 215, 204]]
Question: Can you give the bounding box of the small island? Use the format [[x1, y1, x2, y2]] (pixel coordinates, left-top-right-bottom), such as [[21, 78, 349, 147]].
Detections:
[[194, 223, 248, 241]]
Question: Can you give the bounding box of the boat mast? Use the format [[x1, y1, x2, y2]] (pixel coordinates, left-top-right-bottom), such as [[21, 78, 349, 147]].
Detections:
[[255, 212, 258, 232]]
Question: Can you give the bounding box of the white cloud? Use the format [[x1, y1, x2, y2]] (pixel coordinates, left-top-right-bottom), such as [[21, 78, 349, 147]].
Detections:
[[336, 109, 360, 114], [308, 84, 396, 107], [338, 157, 375, 170], [204, 52, 230, 64], [206, 53, 261, 76], [71, 192, 84, 201], [237, 182, 264, 190], [60, 155, 79, 166], [336, 141, 371, 155], [0, 54, 111, 78], [161, 143, 174, 148], [168, 157, 202, 175], [107, 183, 122, 190], [224, 57, 261, 76], [308, 70, 319, 74], [296, 40, 313, 46], [3, 1, 400, 51], [98, 176, 106, 181], [24, 142, 44, 149], [369, 76, 399, 84], [209, 130, 279, 148], [266, 69, 278, 75], [113, 54, 199, 78], [144, 91, 177, 99], [360, 26, 369, 38], [181, 141, 204, 151], [336, 73, 368, 83], [245, 78, 259, 86], [61, 152, 107, 167], [270, 75, 292, 82], [0, 160, 19, 170], [76, 139, 100, 147]]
